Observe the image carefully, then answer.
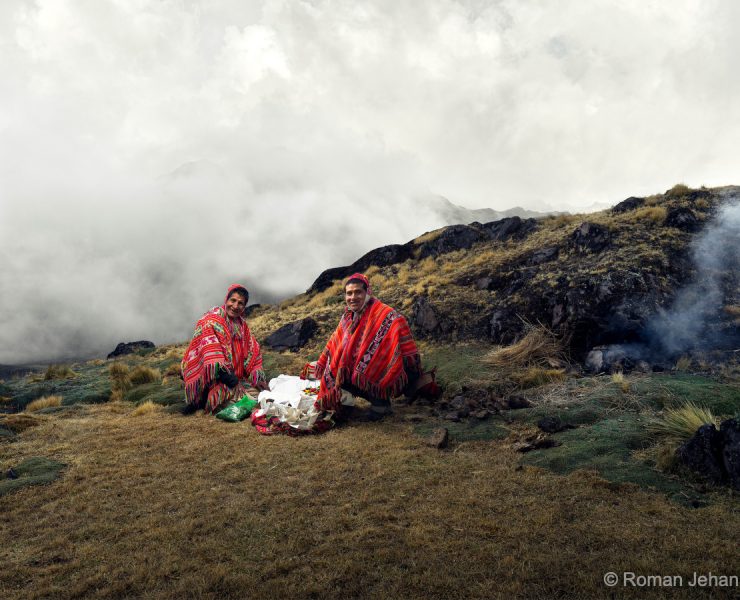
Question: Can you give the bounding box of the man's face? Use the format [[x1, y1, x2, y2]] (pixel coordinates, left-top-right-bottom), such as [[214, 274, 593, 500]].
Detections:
[[345, 282, 367, 312], [225, 292, 247, 318]]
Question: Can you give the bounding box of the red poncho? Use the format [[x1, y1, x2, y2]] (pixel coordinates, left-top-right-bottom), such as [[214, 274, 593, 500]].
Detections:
[[315, 296, 421, 411], [181, 285, 264, 407]]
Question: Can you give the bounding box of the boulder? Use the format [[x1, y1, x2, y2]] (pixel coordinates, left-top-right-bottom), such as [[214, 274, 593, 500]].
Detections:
[[244, 304, 264, 318], [416, 225, 483, 259], [528, 246, 559, 265], [569, 222, 611, 253], [426, 427, 449, 449], [308, 243, 414, 293], [412, 296, 440, 336], [264, 318, 318, 351], [665, 207, 700, 232], [719, 418, 740, 490], [107, 341, 155, 359], [480, 216, 537, 242], [611, 197, 645, 213], [676, 424, 725, 484], [537, 416, 574, 434]]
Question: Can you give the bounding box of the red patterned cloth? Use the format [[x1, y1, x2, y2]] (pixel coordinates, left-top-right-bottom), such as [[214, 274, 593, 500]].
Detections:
[[181, 284, 265, 413], [315, 296, 421, 411]]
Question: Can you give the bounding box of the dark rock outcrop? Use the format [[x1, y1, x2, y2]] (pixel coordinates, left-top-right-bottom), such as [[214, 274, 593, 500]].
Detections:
[[307, 216, 538, 293], [244, 304, 264, 318], [676, 423, 726, 485], [416, 225, 482, 260], [611, 197, 645, 213], [569, 222, 611, 253], [480, 216, 538, 242], [412, 296, 440, 336], [308, 243, 414, 293], [665, 207, 700, 232], [264, 318, 318, 351], [107, 341, 155, 359], [720, 418, 740, 490], [537, 416, 574, 434]]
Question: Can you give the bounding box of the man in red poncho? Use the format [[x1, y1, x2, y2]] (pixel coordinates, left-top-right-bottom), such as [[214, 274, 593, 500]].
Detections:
[[181, 284, 268, 414], [314, 273, 423, 421]]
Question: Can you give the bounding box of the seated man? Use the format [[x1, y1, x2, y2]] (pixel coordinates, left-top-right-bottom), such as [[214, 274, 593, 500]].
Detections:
[[181, 284, 268, 414], [314, 273, 423, 421]]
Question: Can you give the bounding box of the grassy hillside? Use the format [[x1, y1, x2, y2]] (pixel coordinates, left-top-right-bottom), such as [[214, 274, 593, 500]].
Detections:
[[1, 184, 739, 599]]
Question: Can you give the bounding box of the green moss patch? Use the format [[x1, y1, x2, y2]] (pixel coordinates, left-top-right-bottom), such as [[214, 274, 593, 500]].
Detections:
[[0, 457, 65, 496], [414, 417, 510, 443], [632, 374, 740, 415], [520, 416, 702, 504]]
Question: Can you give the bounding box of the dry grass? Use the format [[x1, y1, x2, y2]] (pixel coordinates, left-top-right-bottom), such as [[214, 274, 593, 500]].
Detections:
[[675, 355, 693, 371], [611, 372, 631, 393], [109, 362, 132, 393], [649, 402, 718, 440], [0, 407, 738, 599], [413, 228, 444, 245], [0, 413, 44, 433], [25, 395, 63, 412], [130, 401, 160, 416], [511, 368, 566, 389], [665, 183, 691, 198], [631, 205, 667, 224], [129, 366, 161, 385], [43, 364, 76, 380], [484, 324, 567, 368], [723, 305, 740, 325]]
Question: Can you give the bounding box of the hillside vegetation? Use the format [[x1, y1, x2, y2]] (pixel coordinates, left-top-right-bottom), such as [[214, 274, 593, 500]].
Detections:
[[1, 184, 739, 599]]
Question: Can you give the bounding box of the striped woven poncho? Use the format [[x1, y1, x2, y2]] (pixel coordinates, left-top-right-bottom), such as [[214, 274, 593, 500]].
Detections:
[[181, 288, 264, 408], [315, 296, 422, 411]]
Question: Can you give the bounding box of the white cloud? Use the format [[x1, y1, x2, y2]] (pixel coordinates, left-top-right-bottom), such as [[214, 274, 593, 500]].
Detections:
[[1, 0, 738, 362]]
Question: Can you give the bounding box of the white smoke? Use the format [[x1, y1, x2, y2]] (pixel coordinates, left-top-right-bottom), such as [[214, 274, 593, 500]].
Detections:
[[646, 194, 740, 357]]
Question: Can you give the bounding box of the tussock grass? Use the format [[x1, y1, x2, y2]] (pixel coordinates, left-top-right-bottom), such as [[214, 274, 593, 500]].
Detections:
[[723, 304, 740, 325], [128, 366, 161, 386], [131, 400, 160, 416], [611, 372, 630, 394], [665, 183, 691, 198], [675, 355, 692, 371], [649, 402, 718, 440], [413, 228, 444, 244], [43, 364, 76, 380], [632, 205, 667, 224], [109, 361, 132, 393], [511, 367, 566, 389], [0, 413, 44, 433], [484, 324, 567, 368], [306, 281, 343, 310], [25, 396, 62, 412]]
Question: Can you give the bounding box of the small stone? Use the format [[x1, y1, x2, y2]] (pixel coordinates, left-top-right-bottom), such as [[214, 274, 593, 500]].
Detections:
[[443, 412, 461, 422], [473, 410, 490, 420], [403, 414, 425, 423], [538, 416, 564, 433], [426, 427, 449, 449], [506, 395, 532, 409]]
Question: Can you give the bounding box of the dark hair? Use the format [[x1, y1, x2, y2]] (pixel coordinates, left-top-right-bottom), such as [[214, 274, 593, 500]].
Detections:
[[227, 287, 249, 303], [345, 277, 367, 291]]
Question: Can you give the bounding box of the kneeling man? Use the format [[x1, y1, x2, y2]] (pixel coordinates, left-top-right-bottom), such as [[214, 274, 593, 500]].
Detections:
[[315, 273, 422, 421]]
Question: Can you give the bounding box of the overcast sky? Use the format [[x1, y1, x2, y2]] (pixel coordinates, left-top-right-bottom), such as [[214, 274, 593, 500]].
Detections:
[[1, 0, 738, 363]]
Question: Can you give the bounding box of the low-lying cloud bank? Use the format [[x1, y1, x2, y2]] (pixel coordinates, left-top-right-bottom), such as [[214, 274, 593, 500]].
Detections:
[[2, 1, 739, 363]]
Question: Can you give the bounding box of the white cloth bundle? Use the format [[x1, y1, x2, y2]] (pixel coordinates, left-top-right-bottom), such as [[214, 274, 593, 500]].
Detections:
[[255, 375, 354, 430]]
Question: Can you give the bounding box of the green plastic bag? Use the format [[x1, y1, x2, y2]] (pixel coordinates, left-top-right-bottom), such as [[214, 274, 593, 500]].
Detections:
[[215, 395, 259, 422]]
